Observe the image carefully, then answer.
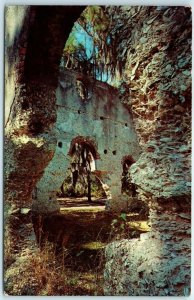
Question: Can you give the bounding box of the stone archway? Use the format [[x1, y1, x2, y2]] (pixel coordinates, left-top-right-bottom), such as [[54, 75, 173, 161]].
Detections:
[[4, 5, 191, 296], [4, 5, 86, 268], [5, 6, 85, 208], [32, 136, 100, 213]]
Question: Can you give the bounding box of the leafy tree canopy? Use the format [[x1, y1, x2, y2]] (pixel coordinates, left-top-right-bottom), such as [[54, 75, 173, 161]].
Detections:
[[62, 6, 116, 83]]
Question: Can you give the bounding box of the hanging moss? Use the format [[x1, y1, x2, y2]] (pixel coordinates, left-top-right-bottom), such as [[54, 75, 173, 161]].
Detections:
[[62, 5, 123, 83]]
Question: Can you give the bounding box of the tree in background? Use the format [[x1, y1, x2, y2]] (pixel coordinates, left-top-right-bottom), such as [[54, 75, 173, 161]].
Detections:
[[62, 6, 119, 82]]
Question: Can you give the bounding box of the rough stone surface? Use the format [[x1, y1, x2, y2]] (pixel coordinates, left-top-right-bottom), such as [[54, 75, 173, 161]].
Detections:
[[104, 203, 191, 296], [5, 6, 34, 124], [103, 6, 191, 296], [106, 5, 191, 202], [5, 82, 57, 208], [104, 227, 191, 296]]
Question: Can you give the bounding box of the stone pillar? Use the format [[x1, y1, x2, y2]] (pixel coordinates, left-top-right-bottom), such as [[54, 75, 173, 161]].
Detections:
[[32, 144, 71, 214], [98, 171, 129, 212], [5, 82, 57, 208]]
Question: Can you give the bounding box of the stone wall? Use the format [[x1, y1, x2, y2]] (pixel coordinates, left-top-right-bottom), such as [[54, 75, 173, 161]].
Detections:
[[104, 6, 191, 296], [105, 6, 191, 201], [5, 6, 85, 209], [5, 5, 34, 124], [4, 6, 85, 264], [33, 69, 141, 212]]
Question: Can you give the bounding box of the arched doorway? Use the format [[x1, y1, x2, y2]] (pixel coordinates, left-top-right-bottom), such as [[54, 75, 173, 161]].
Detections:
[[121, 155, 136, 197], [59, 137, 107, 206]]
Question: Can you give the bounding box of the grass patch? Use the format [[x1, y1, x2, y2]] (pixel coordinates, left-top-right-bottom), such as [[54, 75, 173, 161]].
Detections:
[[81, 241, 106, 250]]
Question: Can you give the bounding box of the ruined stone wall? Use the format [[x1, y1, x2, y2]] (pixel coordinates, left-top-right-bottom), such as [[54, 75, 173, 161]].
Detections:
[[5, 5, 34, 124], [34, 69, 141, 212], [104, 6, 191, 296], [4, 6, 85, 264], [106, 6, 191, 202], [5, 6, 84, 209]]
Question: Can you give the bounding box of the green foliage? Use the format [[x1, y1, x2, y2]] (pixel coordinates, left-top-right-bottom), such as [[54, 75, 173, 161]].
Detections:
[[63, 29, 84, 57], [120, 213, 127, 222], [62, 6, 113, 80], [82, 6, 109, 34], [64, 33, 76, 54], [110, 213, 128, 238]]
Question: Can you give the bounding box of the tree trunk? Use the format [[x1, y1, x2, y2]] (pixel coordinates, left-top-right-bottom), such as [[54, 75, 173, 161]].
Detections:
[[87, 171, 92, 202]]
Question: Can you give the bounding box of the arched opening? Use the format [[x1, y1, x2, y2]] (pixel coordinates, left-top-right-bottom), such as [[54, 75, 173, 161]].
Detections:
[[121, 156, 136, 197], [121, 156, 149, 216], [57, 137, 107, 207]]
